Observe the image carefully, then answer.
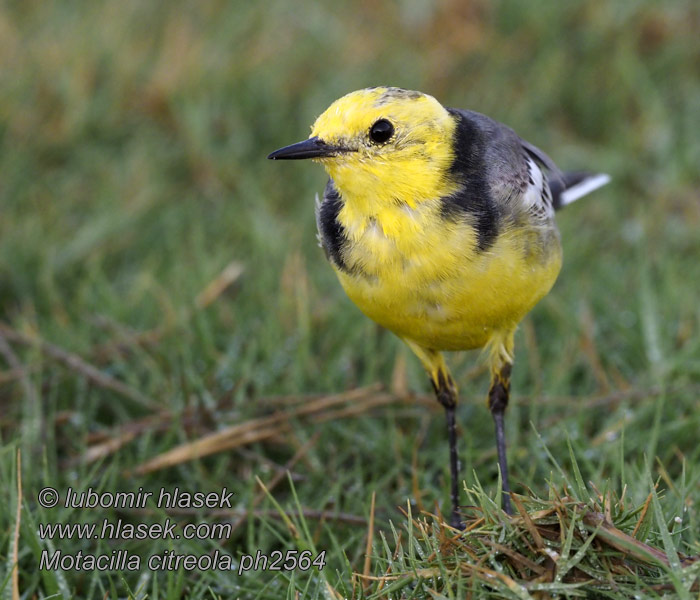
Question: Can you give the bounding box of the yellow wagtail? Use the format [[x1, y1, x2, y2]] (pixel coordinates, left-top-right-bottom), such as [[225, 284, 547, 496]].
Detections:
[[268, 87, 609, 524]]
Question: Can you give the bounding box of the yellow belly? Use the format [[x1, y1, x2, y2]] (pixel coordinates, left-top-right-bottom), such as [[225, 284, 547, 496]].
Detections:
[[335, 221, 562, 351]]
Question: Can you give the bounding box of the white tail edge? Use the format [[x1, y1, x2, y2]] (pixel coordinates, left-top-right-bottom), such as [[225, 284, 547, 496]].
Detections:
[[559, 173, 611, 206]]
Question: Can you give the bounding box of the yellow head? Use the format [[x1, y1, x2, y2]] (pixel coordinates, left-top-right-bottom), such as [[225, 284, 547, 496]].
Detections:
[[268, 87, 459, 207]]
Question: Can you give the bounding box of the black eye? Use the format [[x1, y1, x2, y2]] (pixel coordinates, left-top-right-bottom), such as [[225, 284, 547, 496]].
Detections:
[[369, 119, 394, 144]]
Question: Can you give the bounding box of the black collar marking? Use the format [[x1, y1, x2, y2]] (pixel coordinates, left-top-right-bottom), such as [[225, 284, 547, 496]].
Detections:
[[441, 109, 499, 252]]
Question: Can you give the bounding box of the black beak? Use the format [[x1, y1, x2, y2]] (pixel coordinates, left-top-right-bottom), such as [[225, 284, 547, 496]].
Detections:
[[267, 136, 347, 160]]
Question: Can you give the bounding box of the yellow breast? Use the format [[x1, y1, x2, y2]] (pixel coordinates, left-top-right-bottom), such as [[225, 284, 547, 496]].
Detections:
[[334, 201, 562, 351]]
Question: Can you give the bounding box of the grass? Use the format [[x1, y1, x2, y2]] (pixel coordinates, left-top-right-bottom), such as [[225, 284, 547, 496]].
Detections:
[[1, 0, 699, 598]]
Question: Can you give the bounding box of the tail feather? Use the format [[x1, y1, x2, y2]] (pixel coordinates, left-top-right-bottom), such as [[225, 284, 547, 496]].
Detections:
[[551, 172, 611, 210]]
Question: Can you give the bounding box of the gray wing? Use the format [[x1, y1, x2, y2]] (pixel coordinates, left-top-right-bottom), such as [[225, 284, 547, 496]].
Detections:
[[449, 108, 559, 224], [453, 108, 608, 217], [449, 109, 610, 221]]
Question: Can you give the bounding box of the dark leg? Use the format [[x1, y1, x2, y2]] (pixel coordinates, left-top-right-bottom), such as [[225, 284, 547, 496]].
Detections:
[[488, 363, 513, 515], [431, 371, 461, 528]]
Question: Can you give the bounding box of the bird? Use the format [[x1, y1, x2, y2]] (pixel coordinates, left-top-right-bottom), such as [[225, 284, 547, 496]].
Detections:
[[268, 87, 610, 525]]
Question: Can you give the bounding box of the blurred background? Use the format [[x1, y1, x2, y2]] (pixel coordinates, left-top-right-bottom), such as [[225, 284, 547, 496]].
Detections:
[[1, 1, 698, 597]]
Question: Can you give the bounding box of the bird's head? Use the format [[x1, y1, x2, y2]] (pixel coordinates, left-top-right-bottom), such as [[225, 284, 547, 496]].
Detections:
[[268, 87, 459, 206]]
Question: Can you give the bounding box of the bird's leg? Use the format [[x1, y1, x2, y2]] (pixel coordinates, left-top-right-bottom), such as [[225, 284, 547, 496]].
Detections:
[[430, 368, 461, 528], [488, 362, 513, 514], [404, 343, 462, 528]]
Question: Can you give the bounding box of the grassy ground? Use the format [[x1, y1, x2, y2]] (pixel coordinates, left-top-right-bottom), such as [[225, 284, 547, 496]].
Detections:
[[1, 1, 699, 598]]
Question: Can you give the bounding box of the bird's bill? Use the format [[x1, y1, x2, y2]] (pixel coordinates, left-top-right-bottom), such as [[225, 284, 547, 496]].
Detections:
[[267, 136, 347, 160]]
